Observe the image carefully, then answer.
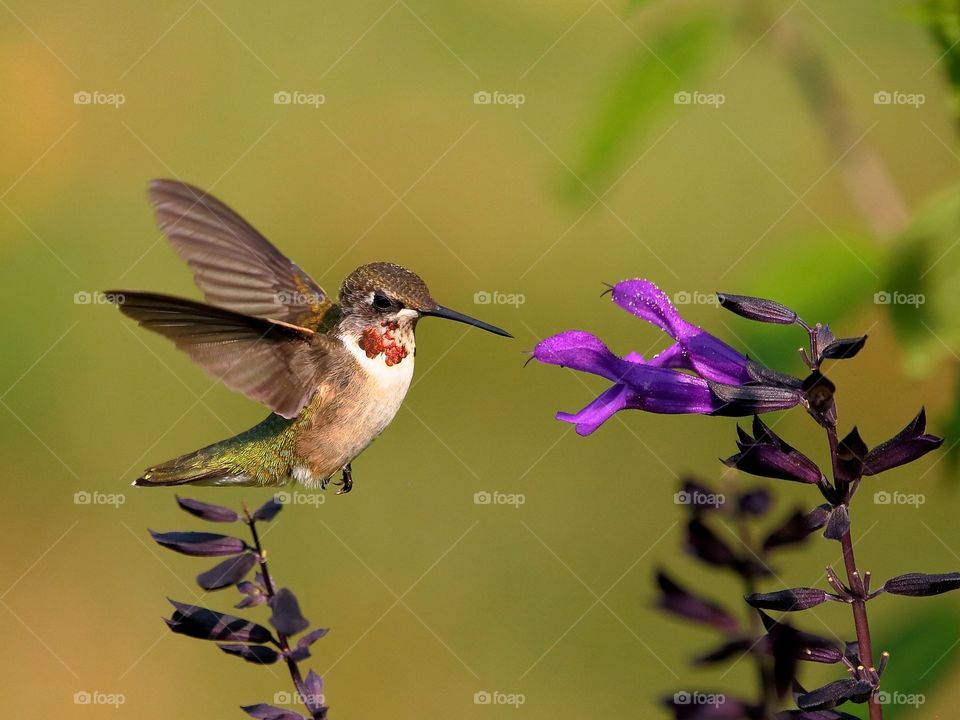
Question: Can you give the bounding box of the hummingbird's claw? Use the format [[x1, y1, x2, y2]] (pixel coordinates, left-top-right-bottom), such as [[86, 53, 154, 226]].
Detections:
[[335, 464, 353, 494]]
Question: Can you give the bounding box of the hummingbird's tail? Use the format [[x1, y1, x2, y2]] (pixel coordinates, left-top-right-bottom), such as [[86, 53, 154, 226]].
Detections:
[[133, 414, 299, 487]]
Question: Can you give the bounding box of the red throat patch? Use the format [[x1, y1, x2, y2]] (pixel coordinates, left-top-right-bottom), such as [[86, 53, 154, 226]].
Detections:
[[358, 321, 409, 366]]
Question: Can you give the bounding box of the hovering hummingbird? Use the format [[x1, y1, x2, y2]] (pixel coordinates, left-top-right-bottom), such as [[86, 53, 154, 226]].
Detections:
[[107, 179, 511, 494]]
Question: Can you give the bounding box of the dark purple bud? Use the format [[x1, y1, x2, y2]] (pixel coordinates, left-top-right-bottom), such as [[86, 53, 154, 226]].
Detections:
[[269, 588, 309, 636], [253, 496, 284, 522], [717, 293, 798, 325], [763, 510, 816, 551], [806, 504, 832, 530], [738, 488, 772, 516], [236, 581, 267, 609], [176, 495, 239, 522], [150, 530, 247, 557], [661, 692, 753, 718], [166, 599, 274, 643], [746, 588, 831, 611], [693, 639, 753, 665], [776, 710, 862, 719], [655, 571, 740, 633], [724, 418, 823, 485], [797, 679, 873, 710], [745, 360, 804, 390], [882, 572, 960, 597], [302, 670, 326, 717], [757, 611, 842, 665], [298, 627, 330, 649], [708, 381, 804, 416], [217, 642, 280, 664], [197, 552, 257, 591], [802, 372, 836, 428], [863, 408, 943, 475], [820, 336, 867, 361], [241, 704, 306, 720], [685, 519, 738, 569], [835, 429, 867, 484], [823, 505, 850, 541]]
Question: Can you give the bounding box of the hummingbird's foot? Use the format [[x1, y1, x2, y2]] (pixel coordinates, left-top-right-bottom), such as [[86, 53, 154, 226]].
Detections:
[[335, 464, 353, 494]]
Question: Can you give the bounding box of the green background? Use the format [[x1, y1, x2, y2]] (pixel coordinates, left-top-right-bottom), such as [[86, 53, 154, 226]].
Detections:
[[1, 1, 959, 718]]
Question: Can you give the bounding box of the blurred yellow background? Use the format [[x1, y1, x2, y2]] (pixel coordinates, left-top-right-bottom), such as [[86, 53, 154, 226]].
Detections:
[[1, 1, 959, 718]]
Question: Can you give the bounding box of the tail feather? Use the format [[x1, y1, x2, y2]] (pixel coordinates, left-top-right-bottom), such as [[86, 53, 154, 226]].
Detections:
[[132, 414, 297, 488]]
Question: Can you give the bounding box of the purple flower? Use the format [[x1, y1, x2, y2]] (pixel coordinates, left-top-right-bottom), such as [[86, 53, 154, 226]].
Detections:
[[533, 280, 802, 434]]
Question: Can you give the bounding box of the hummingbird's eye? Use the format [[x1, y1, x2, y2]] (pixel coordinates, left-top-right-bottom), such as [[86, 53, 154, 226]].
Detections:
[[372, 292, 395, 311]]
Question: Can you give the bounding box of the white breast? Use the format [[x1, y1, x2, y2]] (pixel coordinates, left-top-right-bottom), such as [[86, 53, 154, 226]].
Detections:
[[339, 333, 415, 437]]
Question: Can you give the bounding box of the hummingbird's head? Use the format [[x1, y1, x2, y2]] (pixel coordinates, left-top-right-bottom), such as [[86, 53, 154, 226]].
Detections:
[[337, 262, 512, 345]]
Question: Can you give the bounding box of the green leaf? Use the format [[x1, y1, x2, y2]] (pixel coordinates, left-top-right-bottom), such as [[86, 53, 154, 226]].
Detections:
[[568, 15, 717, 199], [875, 604, 960, 718], [924, 0, 960, 123], [885, 186, 960, 377], [729, 234, 881, 373]]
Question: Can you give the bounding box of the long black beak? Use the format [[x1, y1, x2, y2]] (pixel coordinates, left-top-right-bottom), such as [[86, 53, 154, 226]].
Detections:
[[421, 305, 513, 338]]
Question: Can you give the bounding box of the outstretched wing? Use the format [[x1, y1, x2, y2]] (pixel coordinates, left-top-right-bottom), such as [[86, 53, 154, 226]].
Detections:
[[107, 291, 337, 418], [148, 179, 337, 332]]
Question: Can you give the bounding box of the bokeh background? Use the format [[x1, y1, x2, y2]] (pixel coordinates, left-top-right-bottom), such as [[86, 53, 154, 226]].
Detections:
[[2, 1, 960, 717]]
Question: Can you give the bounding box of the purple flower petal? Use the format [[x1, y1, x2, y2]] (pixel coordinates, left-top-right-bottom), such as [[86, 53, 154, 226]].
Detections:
[[612, 280, 750, 384]]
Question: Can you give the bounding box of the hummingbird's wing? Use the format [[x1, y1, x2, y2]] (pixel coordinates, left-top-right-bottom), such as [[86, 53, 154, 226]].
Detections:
[[106, 291, 338, 419], [147, 179, 338, 333]]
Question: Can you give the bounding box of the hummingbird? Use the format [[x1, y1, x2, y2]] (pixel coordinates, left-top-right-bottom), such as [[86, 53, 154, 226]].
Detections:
[[107, 179, 511, 494]]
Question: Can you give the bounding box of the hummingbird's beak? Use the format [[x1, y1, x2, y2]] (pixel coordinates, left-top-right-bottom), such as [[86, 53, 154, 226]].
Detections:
[[421, 305, 513, 338]]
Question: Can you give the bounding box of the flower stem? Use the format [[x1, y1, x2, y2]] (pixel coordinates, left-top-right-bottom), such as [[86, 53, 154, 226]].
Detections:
[[243, 506, 309, 712], [825, 430, 883, 720]]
